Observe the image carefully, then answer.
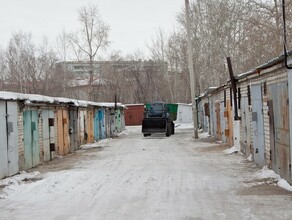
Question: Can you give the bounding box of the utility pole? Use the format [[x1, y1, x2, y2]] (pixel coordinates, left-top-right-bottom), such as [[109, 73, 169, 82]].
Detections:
[[185, 0, 198, 139]]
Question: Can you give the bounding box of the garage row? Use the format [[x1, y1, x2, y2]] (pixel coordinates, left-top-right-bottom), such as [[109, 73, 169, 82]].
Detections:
[[198, 52, 292, 185], [0, 92, 125, 179]]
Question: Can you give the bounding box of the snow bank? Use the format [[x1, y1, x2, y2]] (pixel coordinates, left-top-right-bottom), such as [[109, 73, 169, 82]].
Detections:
[[0, 91, 125, 108], [254, 166, 292, 192], [247, 154, 253, 161], [223, 146, 238, 155], [116, 130, 131, 136], [175, 123, 194, 129], [79, 139, 113, 149], [255, 166, 280, 179], [199, 132, 210, 139], [0, 171, 42, 199], [277, 179, 292, 191]]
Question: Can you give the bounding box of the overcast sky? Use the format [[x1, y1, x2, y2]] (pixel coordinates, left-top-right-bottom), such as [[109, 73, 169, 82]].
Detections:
[[0, 0, 184, 57]]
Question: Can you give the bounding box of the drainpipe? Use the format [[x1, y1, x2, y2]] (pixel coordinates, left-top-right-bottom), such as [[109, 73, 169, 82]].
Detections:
[[282, 0, 292, 69], [226, 57, 240, 151]]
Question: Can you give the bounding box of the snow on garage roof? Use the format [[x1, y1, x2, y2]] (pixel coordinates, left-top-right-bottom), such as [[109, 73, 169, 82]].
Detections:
[[0, 91, 124, 108]]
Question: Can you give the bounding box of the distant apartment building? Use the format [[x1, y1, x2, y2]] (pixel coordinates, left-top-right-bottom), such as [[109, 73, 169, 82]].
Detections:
[[56, 60, 166, 103]]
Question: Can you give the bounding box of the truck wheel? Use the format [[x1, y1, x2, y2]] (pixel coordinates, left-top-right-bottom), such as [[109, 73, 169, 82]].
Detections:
[[171, 122, 175, 134], [166, 124, 171, 137]]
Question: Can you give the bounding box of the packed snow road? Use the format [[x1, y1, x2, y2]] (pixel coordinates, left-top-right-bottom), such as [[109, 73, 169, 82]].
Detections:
[[1, 126, 292, 220]]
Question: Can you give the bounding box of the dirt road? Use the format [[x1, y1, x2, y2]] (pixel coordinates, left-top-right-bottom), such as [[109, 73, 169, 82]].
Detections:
[[0, 126, 292, 220]]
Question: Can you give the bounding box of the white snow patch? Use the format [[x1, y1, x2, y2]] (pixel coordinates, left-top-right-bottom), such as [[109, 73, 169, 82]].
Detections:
[[124, 126, 142, 134], [277, 179, 292, 191], [199, 132, 210, 139], [247, 154, 253, 161], [116, 130, 131, 136], [254, 166, 292, 192], [98, 138, 113, 144], [79, 139, 113, 149], [175, 123, 194, 129], [0, 171, 42, 199], [0, 91, 125, 109], [223, 146, 238, 155], [255, 166, 280, 180]]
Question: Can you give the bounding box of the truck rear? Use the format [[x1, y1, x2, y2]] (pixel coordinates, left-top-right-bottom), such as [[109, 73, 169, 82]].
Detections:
[[142, 102, 176, 137]]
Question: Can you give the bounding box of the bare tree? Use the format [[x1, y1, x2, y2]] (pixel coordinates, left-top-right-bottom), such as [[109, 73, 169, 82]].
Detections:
[[6, 32, 36, 93], [147, 29, 174, 102], [173, 0, 292, 93], [67, 4, 110, 101], [3, 31, 63, 96], [56, 30, 70, 61], [0, 48, 7, 90]]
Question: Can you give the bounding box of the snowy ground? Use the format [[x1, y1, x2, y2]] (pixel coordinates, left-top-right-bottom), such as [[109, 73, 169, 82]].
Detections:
[[1, 125, 292, 220]]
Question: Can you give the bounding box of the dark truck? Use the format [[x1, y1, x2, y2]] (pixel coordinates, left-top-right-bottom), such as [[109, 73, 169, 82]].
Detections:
[[142, 102, 176, 137]]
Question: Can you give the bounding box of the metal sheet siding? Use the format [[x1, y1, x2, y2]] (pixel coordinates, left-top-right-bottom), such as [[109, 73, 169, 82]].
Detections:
[[226, 100, 233, 146], [0, 101, 8, 178], [116, 109, 121, 132], [251, 85, 265, 167], [209, 99, 215, 136], [31, 111, 40, 167], [289, 71, 292, 183], [23, 110, 40, 169], [215, 102, 221, 140], [69, 109, 79, 152], [23, 111, 33, 169], [7, 102, 19, 176], [220, 102, 226, 143], [98, 109, 106, 139], [125, 105, 144, 126], [57, 110, 64, 156], [241, 97, 251, 156], [105, 109, 111, 138], [111, 110, 116, 134], [94, 110, 99, 141], [63, 110, 69, 155], [87, 109, 94, 143], [79, 110, 86, 144]]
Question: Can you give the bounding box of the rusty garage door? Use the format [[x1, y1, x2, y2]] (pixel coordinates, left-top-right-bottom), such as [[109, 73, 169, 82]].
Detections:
[[215, 102, 221, 141], [268, 82, 290, 182], [125, 105, 144, 126], [57, 109, 69, 156]]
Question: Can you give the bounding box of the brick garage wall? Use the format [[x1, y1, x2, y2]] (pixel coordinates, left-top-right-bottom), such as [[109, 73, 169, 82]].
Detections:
[[237, 64, 288, 167], [17, 105, 24, 170]]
